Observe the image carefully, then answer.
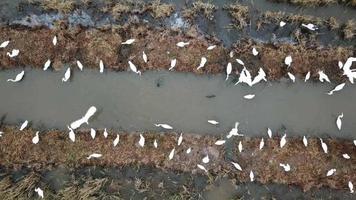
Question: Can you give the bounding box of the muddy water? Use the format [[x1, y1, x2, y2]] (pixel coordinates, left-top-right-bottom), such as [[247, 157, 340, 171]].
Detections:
[[0, 69, 356, 139]]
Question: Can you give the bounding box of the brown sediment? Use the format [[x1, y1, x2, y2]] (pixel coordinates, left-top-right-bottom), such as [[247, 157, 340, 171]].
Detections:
[[0, 25, 354, 82], [223, 3, 249, 29], [269, 0, 356, 8], [0, 126, 355, 192]]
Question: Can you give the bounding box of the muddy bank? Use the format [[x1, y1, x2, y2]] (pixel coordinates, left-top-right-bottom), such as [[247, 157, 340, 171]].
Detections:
[[270, 0, 356, 7], [0, 126, 354, 192], [0, 26, 354, 82]]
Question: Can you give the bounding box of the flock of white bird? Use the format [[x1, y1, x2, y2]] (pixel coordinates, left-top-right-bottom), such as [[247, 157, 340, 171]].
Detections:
[[1, 34, 356, 198]]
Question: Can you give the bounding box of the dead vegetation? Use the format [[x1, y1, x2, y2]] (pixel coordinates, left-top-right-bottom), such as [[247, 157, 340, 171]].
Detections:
[[342, 20, 356, 39], [223, 2, 249, 29], [27, 0, 76, 13], [182, 0, 217, 20]]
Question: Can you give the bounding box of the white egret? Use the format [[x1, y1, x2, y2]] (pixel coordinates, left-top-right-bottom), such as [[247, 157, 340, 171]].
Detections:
[[207, 45, 216, 50], [280, 134, 287, 148], [267, 128, 272, 138], [215, 140, 226, 145], [68, 126, 75, 142], [336, 113, 343, 130], [327, 83, 345, 95], [53, 36, 57, 46], [287, 72, 295, 83], [99, 60, 104, 73], [128, 61, 141, 75], [176, 41, 189, 47], [259, 138, 264, 150], [19, 120, 28, 131], [142, 51, 147, 63], [284, 55, 292, 67], [202, 155, 209, 163], [238, 141, 243, 152], [252, 48, 258, 56], [303, 136, 308, 147], [197, 57, 207, 70], [70, 106, 97, 130], [103, 128, 108, 138], [32, 131, 39, 144], [235, 67, 253, 86], [304, 71, 311, 82], [62, 67, 71, 82], [208, 120, 219, 125], [121, 39, 135, 45], [227, 122, 243, 138], [243, 94, 255, 99], [35, 187, 44, 198], [177, 133, 183, 146], [326, 169, 336, 176], [354, 140, 356, 146], [7, 70, 24, 82], [197, 164, 208, 172], [279, 163, 291, 172], [139, 134, 145, 147], [251, 68, 267, 85], [0, 131, 3, 137], [349, 181, 354, 193], [225, 62, 232, 80], [87, 153, 102, 159], [7, 49, 19, 58], [90, 128, 96, 139], [338, 61, 343, 69], [318, 71, 330, 83], [168, 148, 175, 160], [169, 59, 177, 71], [113, 134, 120, 147], [154, 123, 173, 130], [302, 23, 318, 31], [250, 171, 254, 182], [236, 58, 244, 66], [320, 138, 328, 154], [342, 57, 356, 83], [279, 21, 286, 27], [0, 40, 9, 48], [231, 161, 242, 171], [43, 59, 51, 71], [342, 153, 350, 159], [153, 139, 158, 148], [229, 51, 234, 58], [76, 60, 83, 71], [186, 147, 191, 154]]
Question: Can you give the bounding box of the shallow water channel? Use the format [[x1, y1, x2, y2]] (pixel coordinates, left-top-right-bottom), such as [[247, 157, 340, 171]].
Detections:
[[0, 69, 355, 139]]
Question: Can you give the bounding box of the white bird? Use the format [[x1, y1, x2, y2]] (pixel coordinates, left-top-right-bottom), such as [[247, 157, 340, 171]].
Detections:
[[142, 51, 147, 63], [207, 45, 216, 50], [243, 94, 255, 100], [327, 83, 345, 95], [231, 161, 242, 171], [177, 133, 183, 146], [284, 55, 292, 67], [225, 62, 232, 80], [153, 139, 158, 148], [62, 67, 71, 82], [32, 131, 39, 144], [43, 59, 51, 71], [250, 171, 254, 182], [354, 140, 356, 146], [7, 49, 19, 58], [229, 51, 234, 58], [186, 147, 191, 154], [70, 106, 97, 130], [235, 58, 244, 66], [113, 134, 120, 147], [139, 134, 145, 147], [338, 61, 343, 69], [305, 71, 311, 82], [303, 136, 308, 147], [238, 141, 243, 152], [35, 187, 44, 198], [53, 36, 57, 46], [99, 60, 104, 73], [0, 40, 9, 48], [168, 148, 175, 160], [227, 122, 243, 138], [336, 113, 343, 130], [197, 57, 207, 70], [7, 70, 24, 82], [90, 128, 96, 139], [215, 140, 226, 145], [87, 153, 102, 159], [342, 153, 350, 159], [318, 71, 330, 83], [267, 128, 272, 138], [251, 68, 267, 85], [76, 60, 84, 71], [280, 134, 287, 148], [349, 181, 354, 193], [121, 39, 135, 45], [320, 138, 328, 154], [128, 61, 141, 75], [279, 163, 291, 172], [19, 120, 28, 131], [252, 48, 258, 56], [169, 59, 177, 71], [154, 123, 173, 130], [235, 67, 253, 86], [197, 164, 208, 172], [208, 120, 219, 125], [287, 72, 295, 83], [279, 21, 286, 27], [68, 126, 75, 142], [326, 169, 336, 176], [0, 131, 3, 137], [103, 128, 108, 138], [202, 155, 209, 163], [259, 138, 264, 150], [302, 23, 318, 31], [342, 57, 356, 84], [176, 41, 189, 47]]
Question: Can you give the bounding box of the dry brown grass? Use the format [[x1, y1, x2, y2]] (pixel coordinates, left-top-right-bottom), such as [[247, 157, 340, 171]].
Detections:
[[28, 0, 76, 13], [147, 0, 175, 19], [183, 0, 217, 20], [343, 20, 355, 39], [223, 2, 249, 29]]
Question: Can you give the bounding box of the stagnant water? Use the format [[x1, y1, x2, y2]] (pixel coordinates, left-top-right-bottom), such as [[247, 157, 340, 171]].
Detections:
[[0, 68, 355, 139]]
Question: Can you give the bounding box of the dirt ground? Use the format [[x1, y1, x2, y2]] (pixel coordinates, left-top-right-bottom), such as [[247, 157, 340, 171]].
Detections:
[[0, 126, 354, 192], [0, 25, 354, 82]]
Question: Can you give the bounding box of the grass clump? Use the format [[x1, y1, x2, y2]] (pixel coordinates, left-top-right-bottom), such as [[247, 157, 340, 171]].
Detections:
[[147, 0, 175, 19], [28, 0, 76, 13], [223, 2, 249, 29], [183, 0, 217, 20], [343, 20, 355, 39]]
